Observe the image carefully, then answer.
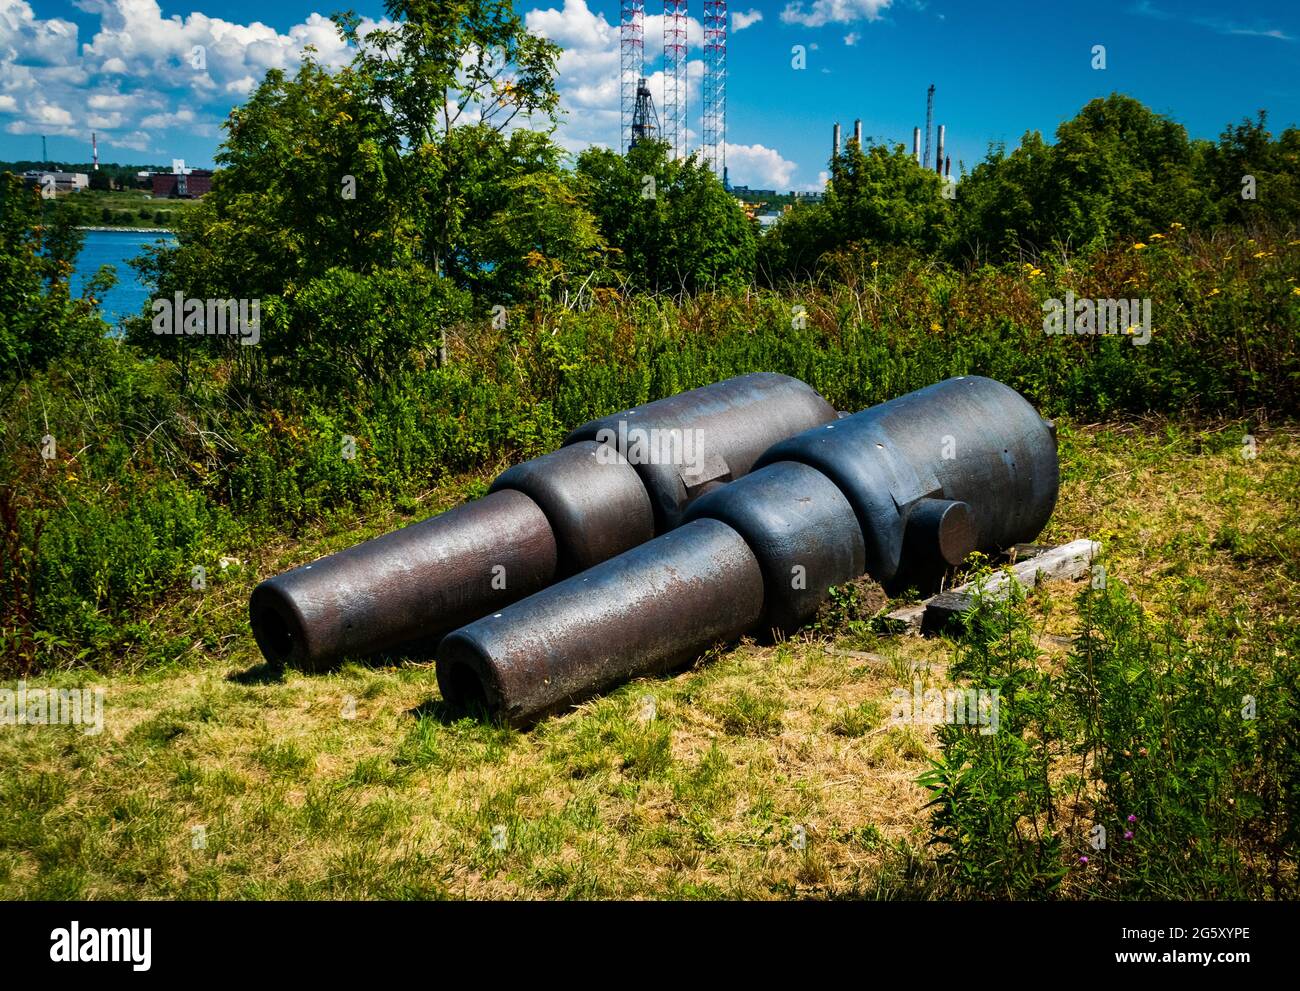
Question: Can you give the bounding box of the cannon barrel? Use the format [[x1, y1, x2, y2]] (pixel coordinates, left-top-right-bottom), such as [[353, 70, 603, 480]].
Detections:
[[436, 376, 1060, 726], [755, 375, 1059, 591], [436, 519, 766, 724], [565, 371, 841, 530], [249, 373, 836, 670]]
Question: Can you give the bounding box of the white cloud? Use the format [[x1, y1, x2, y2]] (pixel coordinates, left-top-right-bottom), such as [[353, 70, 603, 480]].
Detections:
[[733, 9, 764, 32], [109, 130, 153, 153], [724, 141, 799, 189], [0, 0, 388, 160], [781, 0, 893, 28], [139, 109, 196, 129], [844, 32, 860, 46], [87, 92, 130, 110]]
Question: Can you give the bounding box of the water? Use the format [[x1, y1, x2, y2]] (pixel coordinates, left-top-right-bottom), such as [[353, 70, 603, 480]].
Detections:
[[73, 229, 176, 329]]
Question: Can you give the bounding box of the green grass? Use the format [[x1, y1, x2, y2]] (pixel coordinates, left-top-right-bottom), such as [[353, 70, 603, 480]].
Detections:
[[67, 188, 195, 228], [2, 420, 1293, 899]]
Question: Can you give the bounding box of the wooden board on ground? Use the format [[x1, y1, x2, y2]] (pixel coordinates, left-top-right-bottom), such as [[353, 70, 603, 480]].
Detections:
[[885, 539, 1100, 634]]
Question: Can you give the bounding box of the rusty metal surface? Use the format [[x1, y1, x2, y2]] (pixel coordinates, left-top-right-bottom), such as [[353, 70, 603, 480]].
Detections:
[[682, 460, 865, 634], [564, 372, 838, 531], [756, 375, 1059, 590], [435, 376, 1061, 726], [249, 373, 839, 670], [249, 489, 557, 671], [436, 518, 765, 727], [490, 441, 654, 576]]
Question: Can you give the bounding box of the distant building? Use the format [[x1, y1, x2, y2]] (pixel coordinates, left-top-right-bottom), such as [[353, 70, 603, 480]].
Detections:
[[794, 190, 825, 203], [149, 168, 213, 198], [21, 170, 89, 192], [731, 184, 777, 201]]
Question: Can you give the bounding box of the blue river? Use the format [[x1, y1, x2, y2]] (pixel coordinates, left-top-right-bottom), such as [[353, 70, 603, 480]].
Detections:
[[73, 229, 176, 329]]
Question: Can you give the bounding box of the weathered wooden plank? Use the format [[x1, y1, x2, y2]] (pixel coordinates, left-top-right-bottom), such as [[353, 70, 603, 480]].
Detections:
[[885, 539, 1100, 633]]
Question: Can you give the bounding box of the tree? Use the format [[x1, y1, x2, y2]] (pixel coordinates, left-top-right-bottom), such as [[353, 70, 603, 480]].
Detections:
[[0, 173, 110, 378], [439, 125, 607, 304], [1198, 112, 1300, 230], [758, 138, 947, 282], [576, 141, 755, 293], [951, 95, 1220, 261], [130, 1, 582, 390], [334, 0, 563, 276]]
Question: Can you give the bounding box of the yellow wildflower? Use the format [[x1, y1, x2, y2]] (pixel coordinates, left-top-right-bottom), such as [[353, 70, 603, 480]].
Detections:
[[1149, 233, 1165, 240], [1207, 288, 1221, 297], [1253, 251, 1272, 259], [1292, 287, 1300, 297], [1132, 242, 1147, 250]]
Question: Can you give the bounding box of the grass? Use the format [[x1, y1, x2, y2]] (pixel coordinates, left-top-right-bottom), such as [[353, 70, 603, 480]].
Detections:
[[67, 188, 195, 228], [1, 419, 1295, 899]]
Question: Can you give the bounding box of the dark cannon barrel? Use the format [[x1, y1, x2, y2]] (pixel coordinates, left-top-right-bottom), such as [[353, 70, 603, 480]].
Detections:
[[249, 374, 837, 671], [564, 372, 838, 531], [436, 376, 1060, 725], [755, 375, 1059, 589], [682, 460, 865, 635], [489, 441, 654, 577], [250, 489, 556, 672], [436, 518, 766, 727]]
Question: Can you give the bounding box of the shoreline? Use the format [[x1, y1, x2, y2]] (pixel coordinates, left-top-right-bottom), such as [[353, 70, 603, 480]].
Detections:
[[77, 226, 177, 234]]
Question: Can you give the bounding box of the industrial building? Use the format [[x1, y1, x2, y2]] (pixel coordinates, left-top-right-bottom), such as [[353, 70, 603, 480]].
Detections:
[[148, 167, 214, 198], [21, 170, 89, 193]]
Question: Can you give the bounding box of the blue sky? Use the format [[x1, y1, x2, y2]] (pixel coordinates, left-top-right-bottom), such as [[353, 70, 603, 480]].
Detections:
[[3, 1, 1298, 190]]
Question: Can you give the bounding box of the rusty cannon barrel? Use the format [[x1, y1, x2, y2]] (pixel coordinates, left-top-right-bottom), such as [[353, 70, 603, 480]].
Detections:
[[755, 374, 1059, 593], [565, 371, 842, 530], [435, 375, 1059, 726], [249, 373, 836, 671]]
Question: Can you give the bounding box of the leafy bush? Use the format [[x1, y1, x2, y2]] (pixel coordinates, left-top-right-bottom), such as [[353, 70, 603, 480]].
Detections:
[[0, 173, 111, 377], [917, 569, 1299, 899]]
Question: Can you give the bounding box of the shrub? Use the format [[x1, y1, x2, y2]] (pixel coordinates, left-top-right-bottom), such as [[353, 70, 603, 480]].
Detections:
[[917, 568, 1299, 899]]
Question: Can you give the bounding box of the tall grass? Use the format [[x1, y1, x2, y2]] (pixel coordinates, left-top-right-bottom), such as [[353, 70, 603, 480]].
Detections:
[[3, 227, 1297, 673]]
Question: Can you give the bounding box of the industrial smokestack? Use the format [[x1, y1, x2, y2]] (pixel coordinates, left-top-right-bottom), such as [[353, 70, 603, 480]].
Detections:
[[92, 132, 98, 171], [912, 127, 921, 163], [853, 119, 862, 148], [832, 122, 841, 159], [945, 155, 951, 179], [936, 124, 946, 175], [923, 84, 934, 168]]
